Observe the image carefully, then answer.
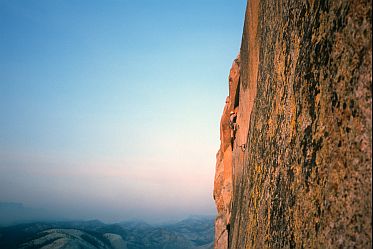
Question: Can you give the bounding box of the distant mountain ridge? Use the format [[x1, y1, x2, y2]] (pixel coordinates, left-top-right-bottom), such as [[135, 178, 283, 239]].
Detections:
[[0, 216, 214, 249]]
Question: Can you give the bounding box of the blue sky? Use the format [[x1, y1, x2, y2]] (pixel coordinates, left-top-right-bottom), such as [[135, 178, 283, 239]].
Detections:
[[0, 0, 246, 223]]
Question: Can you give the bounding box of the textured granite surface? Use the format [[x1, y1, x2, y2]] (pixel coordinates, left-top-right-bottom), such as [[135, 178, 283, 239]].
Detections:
[[214, 0, 372, 248]]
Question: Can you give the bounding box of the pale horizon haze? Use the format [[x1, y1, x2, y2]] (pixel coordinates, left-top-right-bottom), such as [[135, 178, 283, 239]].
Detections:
[[0, 0, 246, 223]]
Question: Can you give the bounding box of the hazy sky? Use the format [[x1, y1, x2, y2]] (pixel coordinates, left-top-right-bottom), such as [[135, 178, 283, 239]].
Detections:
[[0, 0, 246, 223]]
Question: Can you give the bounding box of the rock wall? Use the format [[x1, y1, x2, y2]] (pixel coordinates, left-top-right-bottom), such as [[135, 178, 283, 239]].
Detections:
[[213, 55, 240, 249], [213, 0, 372, 248]]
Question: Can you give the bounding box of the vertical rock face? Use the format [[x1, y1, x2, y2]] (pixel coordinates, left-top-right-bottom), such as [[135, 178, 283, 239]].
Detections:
[[213, 0, 372, 248], [214, 55, 240, 249]]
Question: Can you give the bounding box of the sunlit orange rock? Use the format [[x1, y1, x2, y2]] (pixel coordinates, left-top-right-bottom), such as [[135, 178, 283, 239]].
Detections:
[[214, 0, 371, 248], [213, 55, 240, 249]]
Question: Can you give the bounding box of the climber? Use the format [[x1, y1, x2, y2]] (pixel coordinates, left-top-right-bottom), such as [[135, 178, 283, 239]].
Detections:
[[229, 111, 237, 149], [239, 143, 247, 152]]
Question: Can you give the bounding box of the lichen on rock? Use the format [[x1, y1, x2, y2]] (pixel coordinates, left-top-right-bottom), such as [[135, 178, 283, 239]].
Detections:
[[213, 0, 372, 248]]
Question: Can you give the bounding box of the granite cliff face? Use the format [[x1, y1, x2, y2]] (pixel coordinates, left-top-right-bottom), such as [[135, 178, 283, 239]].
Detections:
[[214, 0, 372, 248]]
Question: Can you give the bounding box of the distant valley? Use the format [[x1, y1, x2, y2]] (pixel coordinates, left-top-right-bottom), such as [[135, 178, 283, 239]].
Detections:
[[0, 216, 214, 249]]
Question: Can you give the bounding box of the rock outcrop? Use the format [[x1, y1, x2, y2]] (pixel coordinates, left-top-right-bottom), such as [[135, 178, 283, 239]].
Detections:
[[213, 55, 240, 249], [214, 0, 372, 248]]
